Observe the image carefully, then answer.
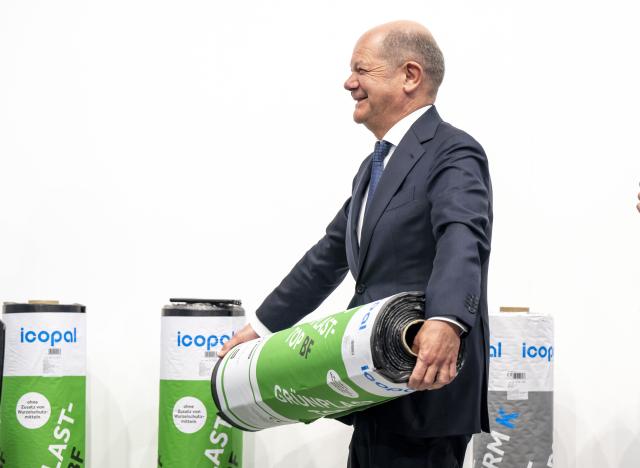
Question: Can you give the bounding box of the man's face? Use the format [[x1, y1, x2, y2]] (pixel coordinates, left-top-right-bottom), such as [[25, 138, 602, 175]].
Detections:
[[344, 33, 405, 138]]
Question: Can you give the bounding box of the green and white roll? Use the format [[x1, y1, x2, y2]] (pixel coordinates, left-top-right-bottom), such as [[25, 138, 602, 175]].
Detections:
[[158, 299, 245, 468], [0, 301, 86, 468], [212, 292, 462, 432]]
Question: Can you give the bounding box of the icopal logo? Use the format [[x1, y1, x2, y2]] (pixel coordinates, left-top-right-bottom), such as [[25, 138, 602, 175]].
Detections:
[[177, 331, 233, 351], [358, 312, 370, 331], [359, 365, 412, 393], [489, 342, 502, 358], [358, 302, 379, 331], [522, 342, 553, 362], [20, 327, 77, 347]]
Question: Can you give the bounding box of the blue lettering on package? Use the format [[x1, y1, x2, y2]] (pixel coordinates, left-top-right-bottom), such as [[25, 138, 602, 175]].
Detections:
[[489, 342, 502, 358], [177, 331, 234, 351], [20, 327, 77, 346], [359, 365, 412, 393], [358, 312, 371, 331], [358, 302, 379, 331], [521, 342, 554, 362], [496, 407, 520, 429]]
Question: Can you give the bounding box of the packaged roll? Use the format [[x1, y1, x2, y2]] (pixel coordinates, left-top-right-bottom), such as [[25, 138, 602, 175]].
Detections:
[[0, 319, 5, 403], [212, 292, 464, 432], [473, 312, 554, 468], [0, 301, 86, 467], [158, 299, 245, 468]]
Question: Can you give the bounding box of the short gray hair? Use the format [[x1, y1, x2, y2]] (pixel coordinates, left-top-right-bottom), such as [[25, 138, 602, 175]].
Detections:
[[382, 30, 445, 97]]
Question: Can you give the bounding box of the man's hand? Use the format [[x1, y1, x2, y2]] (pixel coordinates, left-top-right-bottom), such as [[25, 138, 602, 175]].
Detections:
[[408, 320, 461, 391], [217, 323, 259, 358]]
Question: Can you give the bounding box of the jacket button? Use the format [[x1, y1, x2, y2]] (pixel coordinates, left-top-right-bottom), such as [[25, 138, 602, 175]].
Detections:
[[356, 284, 366, 294]]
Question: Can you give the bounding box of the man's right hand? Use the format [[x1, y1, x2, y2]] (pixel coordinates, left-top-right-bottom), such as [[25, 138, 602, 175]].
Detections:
[[217, 323, 259, 358]]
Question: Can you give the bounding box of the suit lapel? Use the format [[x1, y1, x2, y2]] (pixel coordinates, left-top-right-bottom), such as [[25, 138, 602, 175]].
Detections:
[[357, 106, 442, 277], [346, 159, 371, 277]]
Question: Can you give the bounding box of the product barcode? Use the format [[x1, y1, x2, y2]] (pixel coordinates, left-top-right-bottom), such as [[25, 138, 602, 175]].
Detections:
[[507, 371, 526, 380], [48, 348, 62, 355], [204, 351, 217, 358]]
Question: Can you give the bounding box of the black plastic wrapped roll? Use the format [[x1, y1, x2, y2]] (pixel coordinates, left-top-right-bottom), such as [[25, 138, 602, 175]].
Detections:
[[370, 292, 465, 383]]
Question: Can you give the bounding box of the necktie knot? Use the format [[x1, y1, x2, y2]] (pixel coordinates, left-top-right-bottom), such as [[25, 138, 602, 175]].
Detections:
[[373, 140, 393, 162]]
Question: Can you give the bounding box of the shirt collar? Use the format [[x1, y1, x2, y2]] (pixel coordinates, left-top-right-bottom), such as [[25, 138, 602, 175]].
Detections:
[[380, 105, 432, 147]]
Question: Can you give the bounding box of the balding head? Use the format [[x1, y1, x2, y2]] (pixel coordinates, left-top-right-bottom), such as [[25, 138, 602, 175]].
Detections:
[[382, 21, 444, 98], [344, 21, 444, 138], [373, 21, 445, 98]]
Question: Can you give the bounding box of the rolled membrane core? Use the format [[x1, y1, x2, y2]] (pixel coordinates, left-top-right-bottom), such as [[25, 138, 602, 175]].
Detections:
[[401, 320, 423, 357], [370, 294, 465, 383]]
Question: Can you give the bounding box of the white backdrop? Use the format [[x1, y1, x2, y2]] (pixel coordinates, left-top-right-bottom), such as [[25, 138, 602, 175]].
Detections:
[[1, 1, 640, 467]]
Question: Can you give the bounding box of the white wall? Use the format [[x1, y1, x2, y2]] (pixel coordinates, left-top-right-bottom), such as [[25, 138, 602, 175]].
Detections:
[[1, 1, 639, 467]]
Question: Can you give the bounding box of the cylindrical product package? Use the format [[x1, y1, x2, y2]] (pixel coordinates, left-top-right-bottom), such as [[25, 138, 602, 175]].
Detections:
[[212, 292, 464, 432], [0, 301, 86, 467], [0, 319, 5, 403], [158, 299, 245, 468], [473, 313, 554, 468]]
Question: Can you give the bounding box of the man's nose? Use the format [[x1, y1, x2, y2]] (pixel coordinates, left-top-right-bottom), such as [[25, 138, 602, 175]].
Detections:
[[344, 73, 357, 91]]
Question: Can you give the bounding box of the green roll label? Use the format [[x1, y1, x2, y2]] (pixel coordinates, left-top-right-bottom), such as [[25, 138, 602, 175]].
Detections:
[[214, 296, 416, 431], [0, 312, 86, 467], [158, 315, 245, 468]]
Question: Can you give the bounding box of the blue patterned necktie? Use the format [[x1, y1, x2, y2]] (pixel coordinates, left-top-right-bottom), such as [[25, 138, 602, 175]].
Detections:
[[367, 140, 393, 205]]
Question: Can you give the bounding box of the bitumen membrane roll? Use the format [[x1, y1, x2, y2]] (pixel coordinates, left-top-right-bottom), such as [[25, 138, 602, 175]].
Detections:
[[212, 292, 464, 432], [0, 319, 5, 404], [158, 299, 245, 468], [0, 301, 86, 467], [473, 313, 554, 468]]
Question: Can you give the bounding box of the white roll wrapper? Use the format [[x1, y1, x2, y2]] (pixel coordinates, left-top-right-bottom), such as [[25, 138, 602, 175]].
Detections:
[[473, 313, 554, 468]]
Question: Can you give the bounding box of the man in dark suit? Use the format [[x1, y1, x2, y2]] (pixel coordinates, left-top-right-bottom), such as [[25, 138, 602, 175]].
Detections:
[[220, 20, 492, 468]]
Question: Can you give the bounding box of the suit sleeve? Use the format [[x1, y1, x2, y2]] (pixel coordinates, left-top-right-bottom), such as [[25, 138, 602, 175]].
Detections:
[[255, 198, 351, 332], [424, 134, 492, 330]]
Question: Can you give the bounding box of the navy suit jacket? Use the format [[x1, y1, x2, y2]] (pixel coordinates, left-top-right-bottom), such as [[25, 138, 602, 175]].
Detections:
[[256, 106, 492, 437]]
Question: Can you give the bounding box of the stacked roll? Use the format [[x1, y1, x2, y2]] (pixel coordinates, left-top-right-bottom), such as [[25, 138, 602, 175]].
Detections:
[[0, 319, 5, 403], [473, 312, 554, 468], [0, 301, 86, 467], [158, 299, 245, 468]]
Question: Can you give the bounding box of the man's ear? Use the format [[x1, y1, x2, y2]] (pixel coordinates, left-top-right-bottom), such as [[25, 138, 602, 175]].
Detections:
[[403, 61, 424, 94]]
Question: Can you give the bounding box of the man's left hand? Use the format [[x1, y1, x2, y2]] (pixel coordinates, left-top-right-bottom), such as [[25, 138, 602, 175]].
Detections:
[[408, 320, 461, 391]]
